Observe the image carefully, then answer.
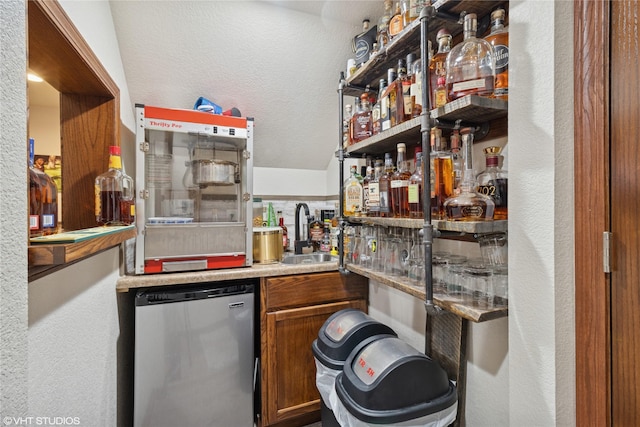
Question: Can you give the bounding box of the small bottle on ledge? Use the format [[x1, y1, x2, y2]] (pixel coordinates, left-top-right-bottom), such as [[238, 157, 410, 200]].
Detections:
[[95, 145, 135, 226]]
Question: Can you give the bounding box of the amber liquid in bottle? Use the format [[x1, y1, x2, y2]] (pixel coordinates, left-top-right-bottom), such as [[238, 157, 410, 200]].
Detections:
[[408, 151, 424, 218], [390, 143, 411, 217], [430, 29, 451, 109], [378, 153, 394, 217], [485, 8, 509, 100]]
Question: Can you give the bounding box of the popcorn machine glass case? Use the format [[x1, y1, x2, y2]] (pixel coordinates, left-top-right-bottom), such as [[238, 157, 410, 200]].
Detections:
[[134, 104, 253, 274]]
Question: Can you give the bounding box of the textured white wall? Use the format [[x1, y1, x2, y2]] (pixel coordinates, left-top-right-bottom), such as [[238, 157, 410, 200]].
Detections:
[[0, 0, 29, 416], [509, 1, 575, 426]]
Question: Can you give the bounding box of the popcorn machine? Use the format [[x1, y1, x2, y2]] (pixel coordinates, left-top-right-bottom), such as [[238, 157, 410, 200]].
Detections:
[[134, 104, 253, 274]]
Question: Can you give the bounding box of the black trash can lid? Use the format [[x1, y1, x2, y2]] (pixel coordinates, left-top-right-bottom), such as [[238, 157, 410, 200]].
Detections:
[[312, 309, 396, 370], [335, 336, 457, 424]]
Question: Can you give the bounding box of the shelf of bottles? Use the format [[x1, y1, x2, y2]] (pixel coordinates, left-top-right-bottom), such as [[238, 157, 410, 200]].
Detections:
[[344, 0, 508, 96], [337, 0, 510, 323]]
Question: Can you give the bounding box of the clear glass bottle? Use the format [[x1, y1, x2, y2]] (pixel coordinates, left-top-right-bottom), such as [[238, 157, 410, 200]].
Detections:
[[408, 150, 424, 218], [484, 8, 509, 100], [377, 0, 393, 52], [450, 129, 464, 194], [445, 13, 496, 101], [391, 143, 411, 218], [378, 153, 394, 217], [343, 103, 353, 149], [430, 28, 452, 108], [443, 130, 495, 221], [430, 128, 454, 219], [344, 165, 364, 216], [95, 145, 135, 226], [362, 165, 374, 216], [368, 159, 383, 217], [476, 146, 508, 220]]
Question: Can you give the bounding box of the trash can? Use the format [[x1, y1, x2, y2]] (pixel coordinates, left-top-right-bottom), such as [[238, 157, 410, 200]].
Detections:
[[312, 308, 397, 427], [333, 336, 458, 427]]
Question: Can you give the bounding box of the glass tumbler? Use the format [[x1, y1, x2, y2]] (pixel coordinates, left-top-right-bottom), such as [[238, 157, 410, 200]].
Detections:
[[462, 266, 494, 308], [491, 265, 508, 306], [478, 232, 508, 266]]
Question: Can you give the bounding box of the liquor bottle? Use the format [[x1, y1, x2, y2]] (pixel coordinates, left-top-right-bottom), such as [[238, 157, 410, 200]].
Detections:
[[450, 129, 464, 194], [445, 13, 496, 101], [277, 210, 289, 252], [377, 0, 393, 52], [351, 92, 372, 143], [367, 159, 383, 217], [388, 1, 404, 39], [430, 128, 454, 219], [362, 165, 374, 216], [383, 60, 405, 128], [372, 79, 386, 135], [391, 143, 411, 217], [476, 146, 508, 219], [330, 202, 340, 255], [400, 0, 414, 27], [408, 150, 424, 218], [320, 220, 332, 253], [443, 130, 495, 221], [344, 165, 364, 217], [378, 153, 394, 217], [430, 29, 452, 109], [95, 145, 135, 226], [410, 52, 424, 118], [28, 138, 44, 237], [400, 55, 413, 121], [309, 209, 324, 251], [353, 19, 378, 66], [343, 103, 353, 149], [380, 68, 396, 131], [29, 139, 59, 235], [485, 8, 509, 100]]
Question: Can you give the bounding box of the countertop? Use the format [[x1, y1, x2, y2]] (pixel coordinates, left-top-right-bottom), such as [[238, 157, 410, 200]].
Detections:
[[116, 260, 340, 292]]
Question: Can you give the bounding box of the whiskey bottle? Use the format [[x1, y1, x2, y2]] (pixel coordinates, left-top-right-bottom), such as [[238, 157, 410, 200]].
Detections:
[[430, 128, 454, 219], [309, 209, 324, 251], [377, 0, 393, 52], [450, 129, 464, 193], [430, 29, 452, 108], [400, 55, 413, 121], [443, 130, 495, 221], [95, 145, 135, 226], [380, 68, 396, 131], [388, 1, 404, 39], [362, 165, 374, 216], [351, 92, 372, 143], [390, 143, 411, 218], [485, 8, 509, 100], [410, 50, 425, 118], [277, 210, 289, 252], [445, 13, 496, 101], [320, 220, 332, 253], [368, 159, 383, 217], [28, 138, 44, 237], [476, 146, 508, 219], [384, 60, 406, 127], [378, 153, 394, 217], [372, 79, 386, 135], [344, 165, 364, 216], [408, 150, 424, 218]]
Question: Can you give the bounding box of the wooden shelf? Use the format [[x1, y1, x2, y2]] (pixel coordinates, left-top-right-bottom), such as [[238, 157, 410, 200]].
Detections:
[[346, 264, 508, 323], [28, 225, 136, 281]]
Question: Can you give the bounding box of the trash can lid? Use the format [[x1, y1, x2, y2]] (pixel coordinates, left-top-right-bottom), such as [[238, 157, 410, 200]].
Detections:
[[312, 309, 396, 370], [335, 336, 457, 424]]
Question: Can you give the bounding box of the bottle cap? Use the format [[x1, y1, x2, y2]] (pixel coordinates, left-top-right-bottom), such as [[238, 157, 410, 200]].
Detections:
[[109, 145, 121, 156], [491, 8, 505, 21], [463, 13, 478, 33], [397, 142, 406, 152], [436, 28, 451, 40]]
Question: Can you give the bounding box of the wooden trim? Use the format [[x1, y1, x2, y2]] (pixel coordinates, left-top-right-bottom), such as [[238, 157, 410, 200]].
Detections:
[[574, 1, 611, 425]]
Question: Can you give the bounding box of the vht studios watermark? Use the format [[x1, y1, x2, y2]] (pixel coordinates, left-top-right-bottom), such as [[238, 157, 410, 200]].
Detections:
[[2, 417, 80, 426]]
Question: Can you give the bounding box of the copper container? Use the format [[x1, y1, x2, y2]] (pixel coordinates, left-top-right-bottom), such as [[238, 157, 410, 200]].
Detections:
[[253, 227, 283, 264]]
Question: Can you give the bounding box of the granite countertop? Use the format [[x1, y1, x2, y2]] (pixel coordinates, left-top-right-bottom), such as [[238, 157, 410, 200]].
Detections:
[[116, 260, 340, 292]]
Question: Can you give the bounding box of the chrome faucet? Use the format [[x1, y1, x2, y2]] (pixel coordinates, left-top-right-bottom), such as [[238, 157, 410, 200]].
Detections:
[[294, 203, 312, 254]]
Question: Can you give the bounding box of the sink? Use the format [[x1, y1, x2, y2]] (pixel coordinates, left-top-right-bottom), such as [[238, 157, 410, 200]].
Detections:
[[281, 253, 337, 265]]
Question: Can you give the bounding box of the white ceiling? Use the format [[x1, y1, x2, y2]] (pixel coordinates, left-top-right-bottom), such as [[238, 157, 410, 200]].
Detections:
[[108, 0, 386, 170]]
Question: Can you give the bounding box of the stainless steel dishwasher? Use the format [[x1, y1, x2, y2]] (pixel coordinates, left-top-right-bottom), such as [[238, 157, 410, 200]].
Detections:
[[134, 280, 256, 427]]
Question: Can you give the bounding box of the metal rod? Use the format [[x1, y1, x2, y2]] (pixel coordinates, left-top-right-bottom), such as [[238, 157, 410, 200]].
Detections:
[[337, 73, 348, 274]]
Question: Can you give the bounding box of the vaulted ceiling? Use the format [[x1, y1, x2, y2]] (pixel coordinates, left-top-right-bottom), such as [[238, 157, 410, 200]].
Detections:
[[108, 0, 385, 170]]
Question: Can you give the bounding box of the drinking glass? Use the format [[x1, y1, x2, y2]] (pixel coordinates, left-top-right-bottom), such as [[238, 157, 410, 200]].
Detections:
[[462, 265, 494, 307], [478, 232, 508, 266]]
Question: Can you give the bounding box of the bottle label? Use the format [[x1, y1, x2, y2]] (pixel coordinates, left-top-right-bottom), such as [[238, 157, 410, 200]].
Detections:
[[403, 82, 412, 116], [94, 184, 101, 217], [493, 45, 509, 74], [452, 78, 487, 93], [390, 179, 408, 189], [29, 215, 40, 230], [42, 214, 55, 228], [345, 185, 363, 213], [379, 189, 390, 213], [408, 183, 420, 203], [368, 182, 380, 206], [411, 71, 423, 108], [381, 96, 389, 119]]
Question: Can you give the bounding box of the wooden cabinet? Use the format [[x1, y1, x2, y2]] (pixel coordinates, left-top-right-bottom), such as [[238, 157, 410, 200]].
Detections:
[[260, 271, 367, 427]]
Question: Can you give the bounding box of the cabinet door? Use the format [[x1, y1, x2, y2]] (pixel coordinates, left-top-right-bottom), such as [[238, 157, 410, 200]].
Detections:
[[262, 299, 367, 426]]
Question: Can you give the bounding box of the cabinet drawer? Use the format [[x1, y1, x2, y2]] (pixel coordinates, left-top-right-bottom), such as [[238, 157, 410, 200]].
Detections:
[[263, 272, 367, 311]]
